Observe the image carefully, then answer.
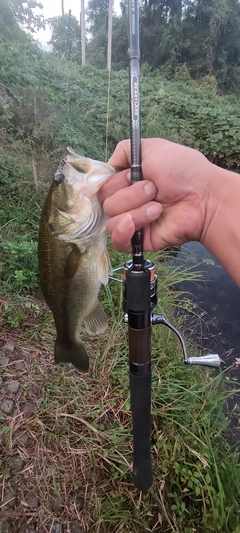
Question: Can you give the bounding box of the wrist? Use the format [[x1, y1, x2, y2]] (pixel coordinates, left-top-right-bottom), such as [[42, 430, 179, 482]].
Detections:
[[200, 163, 225, 248], [200, 164, 240, 283]]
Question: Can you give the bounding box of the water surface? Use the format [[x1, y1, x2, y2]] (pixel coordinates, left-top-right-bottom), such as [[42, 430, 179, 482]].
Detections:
[[172, 242, 240, 366]]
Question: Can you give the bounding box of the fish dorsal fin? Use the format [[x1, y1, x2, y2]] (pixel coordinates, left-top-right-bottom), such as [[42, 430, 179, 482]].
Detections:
[[99, 249, 112, 285], [58, 200, 106, 241], [84, 301, 108, 336], [64, 246, 86, 279]]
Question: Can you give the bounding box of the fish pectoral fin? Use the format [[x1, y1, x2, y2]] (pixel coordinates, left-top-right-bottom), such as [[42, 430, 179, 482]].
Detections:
[[84, 301, 108, 336], [54, 338, 89, 373], [64, 246, 87, 280], [99, 249, 112, 285]]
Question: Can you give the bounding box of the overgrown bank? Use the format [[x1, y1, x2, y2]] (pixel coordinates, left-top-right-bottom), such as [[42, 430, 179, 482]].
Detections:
[[0, 41, 240, 533], [1, 42, 240, 169]]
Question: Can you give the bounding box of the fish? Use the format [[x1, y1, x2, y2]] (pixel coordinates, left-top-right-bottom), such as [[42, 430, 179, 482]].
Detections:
[[38, 147, 116, 372]]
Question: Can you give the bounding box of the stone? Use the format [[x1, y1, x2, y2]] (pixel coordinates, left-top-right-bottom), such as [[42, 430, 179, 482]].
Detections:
[[0, 355, 10, 365], [0, 399, 14, 415], [23, 525, 36, 533], [20, 348, 31, 357], [17, 432, 29, 447], [75, 496, 84, 511], [50, 496, 64, 514], [6, 380, 20, 394], [26, 493, 39, 509], [70, 524, 83, 533], [51, 523, 63, 533], [3, 342, 15, 353], [21, 402, 35, 414], [14, 361, 25, 371], [0, 521, 14, 533], [10, 455, 24, 472], [2, 488, 17, 509]]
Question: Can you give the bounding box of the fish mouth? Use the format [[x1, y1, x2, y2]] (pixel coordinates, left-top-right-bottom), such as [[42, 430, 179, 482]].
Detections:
[[54, 149, 117, 190], [64, 147, 116, 189]]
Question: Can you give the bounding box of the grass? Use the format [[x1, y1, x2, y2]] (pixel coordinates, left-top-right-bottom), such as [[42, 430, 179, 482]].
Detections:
[[0, 137, 239, 532], [0, 250, 240, 532]]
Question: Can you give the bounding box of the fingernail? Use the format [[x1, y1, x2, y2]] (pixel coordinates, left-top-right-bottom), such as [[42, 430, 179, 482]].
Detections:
[[117, 213, 133, 233], [144, 181, 156, 198], [146, 203, 162, 219], [126, 171, 131, 181]]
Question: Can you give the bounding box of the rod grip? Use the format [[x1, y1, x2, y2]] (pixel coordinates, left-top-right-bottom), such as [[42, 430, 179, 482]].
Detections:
[[129, 367, 152, 491]]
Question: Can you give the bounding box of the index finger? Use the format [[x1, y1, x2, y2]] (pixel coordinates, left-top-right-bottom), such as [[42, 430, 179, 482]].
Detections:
[[108, 139, 131, 168], [98, 169, 130, 202]]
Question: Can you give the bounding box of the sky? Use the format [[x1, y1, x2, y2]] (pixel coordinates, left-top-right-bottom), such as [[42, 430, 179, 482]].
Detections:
[[36, 0, 121, 44]]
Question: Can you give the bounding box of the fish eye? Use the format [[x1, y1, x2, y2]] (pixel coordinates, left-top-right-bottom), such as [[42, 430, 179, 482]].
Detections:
[[54, 169, 65, 185]]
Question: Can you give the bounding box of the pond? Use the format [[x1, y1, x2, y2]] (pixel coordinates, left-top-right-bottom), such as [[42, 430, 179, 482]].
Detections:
[[170, 242, 240, 427], [171, 242, 240, 368]]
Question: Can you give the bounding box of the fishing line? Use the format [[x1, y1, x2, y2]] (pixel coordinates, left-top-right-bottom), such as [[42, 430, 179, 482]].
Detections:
[[105, 65, 111, 162]]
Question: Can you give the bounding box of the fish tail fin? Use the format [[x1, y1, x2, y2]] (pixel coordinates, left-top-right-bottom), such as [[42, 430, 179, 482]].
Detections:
[[54, 339, 89, 373], [84, 301, 108, 336]]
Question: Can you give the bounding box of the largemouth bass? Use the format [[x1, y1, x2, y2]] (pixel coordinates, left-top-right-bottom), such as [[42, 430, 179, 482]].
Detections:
[[38, 147, 116, 372]]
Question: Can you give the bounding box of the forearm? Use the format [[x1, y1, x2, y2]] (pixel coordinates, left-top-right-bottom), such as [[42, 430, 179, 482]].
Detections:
[[201, 165, 240, 286]]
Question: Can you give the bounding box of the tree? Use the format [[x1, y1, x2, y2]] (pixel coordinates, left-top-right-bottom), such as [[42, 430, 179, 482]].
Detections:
[[49, 13, 81, 62], [181, 0, 240, 89], [87, 0, 109, 35], [0, 0, 44, 42], [86, 0, 128, 70]]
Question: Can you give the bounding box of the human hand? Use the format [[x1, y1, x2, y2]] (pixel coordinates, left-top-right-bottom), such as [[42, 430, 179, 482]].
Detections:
[[99, 138, 215, 253]]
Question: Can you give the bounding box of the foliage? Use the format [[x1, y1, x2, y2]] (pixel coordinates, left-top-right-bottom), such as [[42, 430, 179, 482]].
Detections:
[[86, 0, 128, 70], [1, 41, 240, 172], [2, 0, 240, 93], [0, 0, 44, 43], [86, 0, 109, 35], [0, 21, 239, 533], [138, 0, 240, 94], [0, 238, 38, 293], [0, 254, 239, 531], [48, 13, 81, 62]]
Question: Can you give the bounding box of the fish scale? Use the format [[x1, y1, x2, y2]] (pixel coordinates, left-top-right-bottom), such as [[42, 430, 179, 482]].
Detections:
[[38, 148, 116, 372]]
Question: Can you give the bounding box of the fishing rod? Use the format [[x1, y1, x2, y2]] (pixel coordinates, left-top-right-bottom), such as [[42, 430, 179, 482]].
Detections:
[[123, 0, 221, 492]]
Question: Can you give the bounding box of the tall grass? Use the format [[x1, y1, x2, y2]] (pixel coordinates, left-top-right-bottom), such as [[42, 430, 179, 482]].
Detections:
[[0, 239, 239, 532]]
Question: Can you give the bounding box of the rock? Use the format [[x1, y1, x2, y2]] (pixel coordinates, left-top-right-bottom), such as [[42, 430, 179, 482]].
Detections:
[[51, 522, 63, 533], [20, 348, 31, 357], [0, 399, 14, 415], [2, 488, 17, 509], [23, 525, 36, 533], [75, 496, 84, 511], [10, 455, 24, 472], [70, 524, 84, 533], [0, 355, 10, 365], [14, 361, 25, 371], [26, 493, 39, 509], [50, 496, 64, 514], [3, 342, 15, 353], [6, 380, 20, 394], [17, 431, 29, 447], [0, 521, 14, 533], [21, 402, 35, 414]]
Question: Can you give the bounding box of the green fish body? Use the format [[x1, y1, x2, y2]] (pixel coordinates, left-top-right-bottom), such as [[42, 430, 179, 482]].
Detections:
[[38, 148, 115, 372]]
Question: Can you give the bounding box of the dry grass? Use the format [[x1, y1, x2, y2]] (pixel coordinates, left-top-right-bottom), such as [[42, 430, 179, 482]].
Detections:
[[0, 289, 239, 533], [0, 300, 134, 532]]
